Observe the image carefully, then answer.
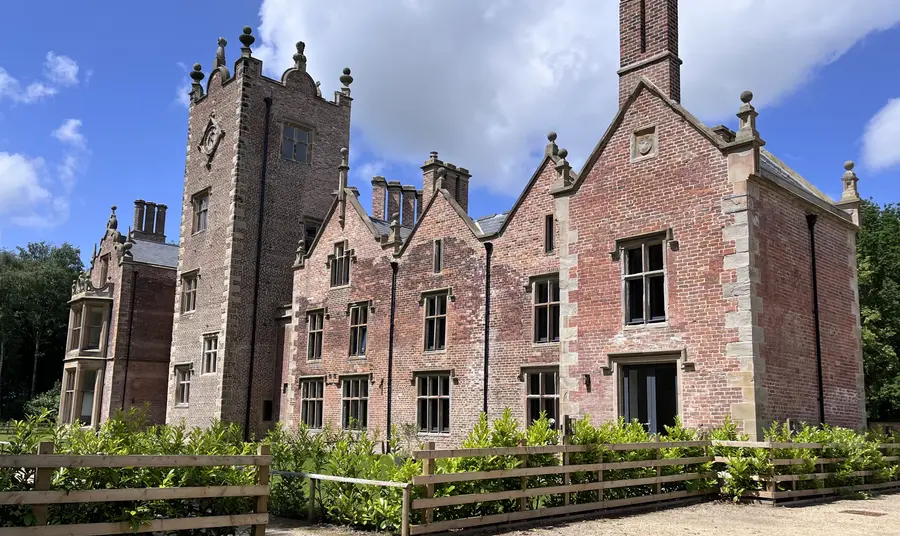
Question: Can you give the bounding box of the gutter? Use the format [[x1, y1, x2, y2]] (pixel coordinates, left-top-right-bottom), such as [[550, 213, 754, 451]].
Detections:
[[244, 96, 274, 441], [806, 214, 826, 425], [386, 261, 399, 450], [483, 242, 493, 415]]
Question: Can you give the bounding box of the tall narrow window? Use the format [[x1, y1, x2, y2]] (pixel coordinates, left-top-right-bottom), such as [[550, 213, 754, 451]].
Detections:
[[423, 293, 448, 352], [62, 370, 75, 423], [78, 369, 97, 425], [307, 310, 324, 360], [282, 124, 311, 164], [433, 239, 443, 273], [623, 240, 666, 324], [192, 191, 209, 233], [533, 278, 560, 343], [175, 365, 191, 405], [330, 243, 351, 287], [69, 307, 82, 351], [202, 335, 218, 373], [181, 274, 198, 313], [300, 378, 324, 429], [85, 306, 104, 351], [341, 376, 369, 430], [417, 374, 451, 434], [348, 304, 368, 358], [544, 215, 555, 253], [525, 368, 559, 427]]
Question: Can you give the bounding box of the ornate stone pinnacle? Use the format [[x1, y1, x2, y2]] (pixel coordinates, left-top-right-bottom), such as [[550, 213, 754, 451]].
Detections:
[[239, 26, 255, 48], [844, 160, 855, 172], [740, 90, 753, 104], [293, 41, 307, 71], [190, 64, 205, 83], [339, 147, 349, 169], [340, 67, 353, 88], [215, 37, 227, 68], [558, 148, 568, 160], [546, 131, 559, 156], [107, 206, 118, 230], [547, 131, 558, 142], [841, 160, 860, 202]]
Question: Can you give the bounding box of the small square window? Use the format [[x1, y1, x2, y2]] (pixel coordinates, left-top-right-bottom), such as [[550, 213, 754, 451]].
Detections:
[[282, 124, 311, 164]]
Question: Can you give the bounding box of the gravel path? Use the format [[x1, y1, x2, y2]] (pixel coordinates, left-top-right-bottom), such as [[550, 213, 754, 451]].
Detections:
[[267, 493, 900, 536]]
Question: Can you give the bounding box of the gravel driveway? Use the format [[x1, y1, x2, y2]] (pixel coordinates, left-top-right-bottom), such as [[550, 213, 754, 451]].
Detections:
[[267, 493, 900, 536]]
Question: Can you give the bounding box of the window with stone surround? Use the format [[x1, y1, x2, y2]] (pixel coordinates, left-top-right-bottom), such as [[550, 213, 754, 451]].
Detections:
[[330, 243, 351, 287], [433, 239, 443, 273], [307, 310, 324, 360], [69, 308, 82, 351], [300, 378, 324, 429], [525, 367, 559, 428], [533, 278, 560, 343], [544, 215, 555, 253], [61, 370, 75, 424], [85, 306, 104, 350], [78, 370, 98, 424], [341, 376, 369, 430], [423, 293, 448, 352], [181, 273, 198, 313], [175, 365, 191, 405], [348, 303, 368, 358], [192, 190, 209, 234], [622, 238, 666, 325], [202, 335, 218, 374], [282, 124, 312, 164], [67, 303, 109, 353], [416, 373, 451, 434]]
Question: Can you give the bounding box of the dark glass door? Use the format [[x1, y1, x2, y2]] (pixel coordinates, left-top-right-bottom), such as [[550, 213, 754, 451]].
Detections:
[[622, 363, 677, 434]]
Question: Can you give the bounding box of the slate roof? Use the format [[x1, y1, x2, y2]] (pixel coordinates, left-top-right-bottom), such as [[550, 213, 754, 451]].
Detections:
[[475, 212, 509, 235], [130, 238, 179, 268], [369, 218, 413, 240], [759, 148, 833, 203]]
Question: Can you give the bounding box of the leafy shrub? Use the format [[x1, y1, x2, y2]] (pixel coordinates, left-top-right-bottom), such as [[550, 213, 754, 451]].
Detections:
[[23, 381, 61, 419]]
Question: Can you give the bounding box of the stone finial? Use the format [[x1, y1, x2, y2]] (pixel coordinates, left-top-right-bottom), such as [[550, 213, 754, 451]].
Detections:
[[295, 235, 306, 266], [840, 160, 861, 202], [339, 147, 350, 170], [435, 166, 447, 190], [215, 37, 227, 69], [546, 131, 559, 157], [190, 64, 205, 102], [107, 205, 118, 230], [735, 89, 759, 141], [339, 67, 353, 95], [315, 80, 322, 97], [239, 26, 255, 57], [388, 213, 403, 248], [293, 42, 307, 72], [556, 148, 573, 185]]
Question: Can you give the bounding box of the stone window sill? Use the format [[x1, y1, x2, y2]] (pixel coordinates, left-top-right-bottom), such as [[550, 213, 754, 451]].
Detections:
[[623, 321, 669, 331]]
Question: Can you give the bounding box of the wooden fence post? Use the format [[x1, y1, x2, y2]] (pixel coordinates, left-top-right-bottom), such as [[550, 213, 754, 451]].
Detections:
[[32, 441, 54, 526], [597, 447, 604, 504], [308, 478, 317, 522], [769, 444, 777, 507], [562, 434, 570, 506], [655, 440, 662, 495], [402, 483, 411, 536], [422, 441, 435, 524], [518, 439, 528, 511], [252, 444, 270, 536]]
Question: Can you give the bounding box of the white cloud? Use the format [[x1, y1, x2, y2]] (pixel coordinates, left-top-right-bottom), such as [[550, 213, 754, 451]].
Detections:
[[44, 52, 79, 86], [0, 52, 81, 104], [255, 0, 900, 194], [174, 62, 192, 108], [52, 118, 86, 148], [0, 119, 89, 228], [862, 98, 900, 172]]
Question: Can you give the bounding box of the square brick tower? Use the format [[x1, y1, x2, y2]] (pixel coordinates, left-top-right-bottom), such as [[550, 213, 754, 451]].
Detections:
[[165, 29, 352, 438]]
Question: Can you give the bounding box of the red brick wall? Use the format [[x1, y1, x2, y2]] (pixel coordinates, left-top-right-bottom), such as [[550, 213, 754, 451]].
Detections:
[[392, 192, 486, 447], [562, 88, 739, 429], [756, 181, 864, 429], [489, 161, 560, 425]]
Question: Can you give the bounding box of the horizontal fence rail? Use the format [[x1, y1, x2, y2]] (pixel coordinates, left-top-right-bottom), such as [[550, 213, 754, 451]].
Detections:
[[0, 441, 271, 536], [410, 439, 717, 535]]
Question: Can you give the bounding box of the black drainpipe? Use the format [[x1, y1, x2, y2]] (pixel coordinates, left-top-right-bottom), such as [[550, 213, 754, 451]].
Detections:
[[244, 96, 274, 441], [121, 269, 138, 410], [386, 261, 399, 450], [483, 242, 493, 415], [806, 214, 826, 426]]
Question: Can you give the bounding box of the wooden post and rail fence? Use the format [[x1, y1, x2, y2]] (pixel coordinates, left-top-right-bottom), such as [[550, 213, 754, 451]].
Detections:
[[0, 441, 271, 536], [1, 439, 898, 535]]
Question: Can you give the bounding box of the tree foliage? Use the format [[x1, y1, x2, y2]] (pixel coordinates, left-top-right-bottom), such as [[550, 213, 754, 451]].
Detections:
[[858, 200, 900, 421], [0, 242, 82, 419]]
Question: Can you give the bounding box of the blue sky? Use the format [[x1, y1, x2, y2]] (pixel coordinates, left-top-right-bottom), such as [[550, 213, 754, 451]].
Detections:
[[2, 1, 899, 264]]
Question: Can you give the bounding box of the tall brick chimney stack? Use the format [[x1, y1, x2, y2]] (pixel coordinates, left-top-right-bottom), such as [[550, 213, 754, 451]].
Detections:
[[386, 181, 402, 222], [617, 0, 682, 107], [133, 200, 146, 231], [132, 199, 167, 243], [371, 176, 387, 220], [421, 151, 444, 203], [401, 185, 417, 226]]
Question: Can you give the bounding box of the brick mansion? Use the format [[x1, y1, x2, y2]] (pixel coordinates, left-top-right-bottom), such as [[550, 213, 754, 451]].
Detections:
[[59, 0, 866, 443]]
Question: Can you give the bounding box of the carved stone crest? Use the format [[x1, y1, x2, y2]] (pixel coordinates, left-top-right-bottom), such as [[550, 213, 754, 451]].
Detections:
[[632, 126, 657, 160], [198, 112, 225, 169], [637, 136, 653, 156]]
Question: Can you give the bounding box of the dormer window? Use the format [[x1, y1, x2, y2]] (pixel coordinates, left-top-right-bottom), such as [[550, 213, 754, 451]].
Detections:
[[282, 124, 311, 164]]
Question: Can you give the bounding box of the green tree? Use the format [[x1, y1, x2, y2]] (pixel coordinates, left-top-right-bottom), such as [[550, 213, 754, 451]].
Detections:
[[858, 200, 900, 421]]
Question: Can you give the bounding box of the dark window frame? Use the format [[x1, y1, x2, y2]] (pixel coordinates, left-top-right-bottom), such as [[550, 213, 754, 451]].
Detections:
[[281, 123, 312, 164], [524, 367, 560, 428], [175, 365, 191, 405], [544, 214, 555, 253], [192, 190, 210, 234], [181, 273, 198, 313], [416, 373, 451, 434], [202, 335, 218, 374], [330, 242, 351, 287], [433, 239, 443, 273], [307, 310, 324, 360], [300, 377, 324, 429], [622, 238, 667, 325], [348, 303, 368, 358], [341, 375, 369, 430], [423, 292, 448, 352], [533, 278, 560, 343]]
